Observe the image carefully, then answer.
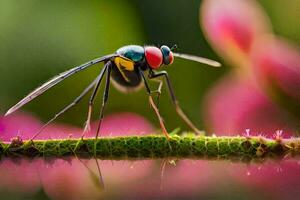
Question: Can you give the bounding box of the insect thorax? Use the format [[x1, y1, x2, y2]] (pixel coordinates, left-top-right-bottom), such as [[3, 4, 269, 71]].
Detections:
[[116, 45, 145, 62]]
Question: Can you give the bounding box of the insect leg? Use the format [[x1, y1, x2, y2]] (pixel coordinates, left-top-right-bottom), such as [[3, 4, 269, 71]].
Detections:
[[74, 154, 105, 190], [160, 159, 167, 191], [139, 69, 170, 139], [82, 63, 109, 137], [148, 70, 203, 135], [149, 78, 163, 109], [5, 54, 117, 116], [95, 61, 112, 140], [30, 65, 108, 140]]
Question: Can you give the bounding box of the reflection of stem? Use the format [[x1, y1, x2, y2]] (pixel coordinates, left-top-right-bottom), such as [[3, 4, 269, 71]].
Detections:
[[2, 134, 300, 162]]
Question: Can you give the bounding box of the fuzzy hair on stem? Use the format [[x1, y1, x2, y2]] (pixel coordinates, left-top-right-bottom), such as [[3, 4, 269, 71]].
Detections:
[[1, 132, 300, 162]]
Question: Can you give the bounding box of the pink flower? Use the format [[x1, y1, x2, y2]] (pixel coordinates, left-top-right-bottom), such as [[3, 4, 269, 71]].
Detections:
[[201, 0, 271, 67], [0, 112, 154, 140], [87, 112, 154, 137], [0, 112, 41, 141], [201, 0, 300, 198], [201, 0, 299, 134], [203, 74, 293, 136], [251, 36, 300, 114]]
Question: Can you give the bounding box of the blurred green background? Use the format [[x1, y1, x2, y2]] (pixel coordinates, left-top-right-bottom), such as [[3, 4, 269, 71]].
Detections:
[[1, 0, 299, 131], [1, 1, 300, 200]]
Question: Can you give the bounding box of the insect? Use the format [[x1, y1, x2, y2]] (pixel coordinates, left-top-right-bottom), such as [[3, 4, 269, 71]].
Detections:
[[5, 45, 221, 140]]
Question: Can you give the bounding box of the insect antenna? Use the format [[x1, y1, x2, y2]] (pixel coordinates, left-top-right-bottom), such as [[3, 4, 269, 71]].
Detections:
[[173, 52, 221, 67], [170, 44, 178, 51]]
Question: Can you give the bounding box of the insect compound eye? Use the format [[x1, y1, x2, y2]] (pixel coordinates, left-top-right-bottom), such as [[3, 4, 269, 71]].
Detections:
[[145, 46, 163, 69], [160, 45, 173, 65]]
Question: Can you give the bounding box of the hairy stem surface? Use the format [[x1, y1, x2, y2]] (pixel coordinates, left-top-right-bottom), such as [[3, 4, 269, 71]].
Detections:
[[1, 133, 300, 162]]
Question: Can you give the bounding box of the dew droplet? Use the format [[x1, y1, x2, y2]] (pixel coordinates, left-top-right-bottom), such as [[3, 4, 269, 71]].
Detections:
[[258, 166, 262, 171], [130, 163, 134, 169], [246, 171, 251, 176]]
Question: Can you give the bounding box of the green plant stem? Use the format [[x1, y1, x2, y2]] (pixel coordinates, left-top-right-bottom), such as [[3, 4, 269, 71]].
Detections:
[[1, 134, 299, 162]]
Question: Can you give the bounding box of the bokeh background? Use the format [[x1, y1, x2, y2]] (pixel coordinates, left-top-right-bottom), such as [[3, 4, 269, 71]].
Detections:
[[1, 0, 300, 199]]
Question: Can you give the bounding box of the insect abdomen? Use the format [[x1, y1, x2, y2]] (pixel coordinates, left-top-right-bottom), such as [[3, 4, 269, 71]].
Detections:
[[110, 63, 143, 93]]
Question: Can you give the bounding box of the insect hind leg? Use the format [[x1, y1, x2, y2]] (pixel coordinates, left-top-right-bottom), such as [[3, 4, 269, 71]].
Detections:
[[82, 63, 109, 138], [95, 61, 112, 140], [138, 68, 170, 139], [30, 73, 104, 141]]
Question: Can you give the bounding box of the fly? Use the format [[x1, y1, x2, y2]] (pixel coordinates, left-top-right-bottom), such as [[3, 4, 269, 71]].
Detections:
[[5, 45, 221, 140]]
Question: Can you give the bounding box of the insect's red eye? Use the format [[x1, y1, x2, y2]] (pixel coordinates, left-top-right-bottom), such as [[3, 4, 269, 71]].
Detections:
[[145, 47, 163, 69]]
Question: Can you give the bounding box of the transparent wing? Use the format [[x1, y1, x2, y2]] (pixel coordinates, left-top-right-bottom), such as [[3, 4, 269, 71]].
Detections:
[[173, 53, 221, 67], [5, 54, 117, 116]]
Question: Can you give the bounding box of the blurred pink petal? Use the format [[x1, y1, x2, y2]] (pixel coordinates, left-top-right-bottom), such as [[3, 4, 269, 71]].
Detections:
[[0, 112, 154, 140], [39, 159, 154, 200], [228, 160, 300, 200], [202, 74, 293, 136], [201, 0, 271, 66], [38, 159, 103, 200], [0, 112, 41, 141], [5, 158, 174, 200], [0, 118, 5, 132], [87, 112, 154, 137], [35, 123, 82, 140], [99, 160, 153, 187], [0, 112, 82, 141], [251, 35, 300, 102], [135, 160, 214, 198], [0, 158, 154, 200], [0, 158, 40, 194]]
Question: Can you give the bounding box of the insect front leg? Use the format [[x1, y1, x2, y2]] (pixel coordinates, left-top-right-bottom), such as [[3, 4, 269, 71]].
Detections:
[[148, 70, 203, 135], [149, 78, 163, 109], [138, 69, 170, 139]]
